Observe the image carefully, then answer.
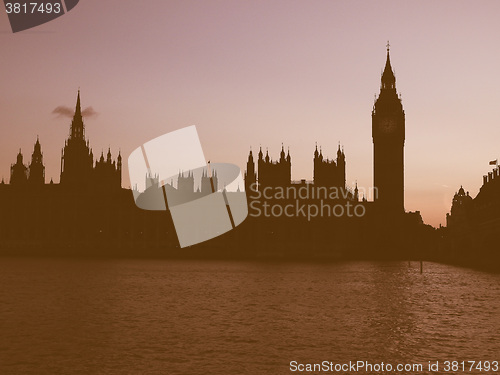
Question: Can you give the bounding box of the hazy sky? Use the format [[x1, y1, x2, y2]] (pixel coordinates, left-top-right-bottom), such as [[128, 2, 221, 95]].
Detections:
[[1, 0, 500, 227]]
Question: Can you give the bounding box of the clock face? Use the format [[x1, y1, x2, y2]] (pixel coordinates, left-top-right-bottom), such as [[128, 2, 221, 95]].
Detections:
[[379, 118, 397, 134]]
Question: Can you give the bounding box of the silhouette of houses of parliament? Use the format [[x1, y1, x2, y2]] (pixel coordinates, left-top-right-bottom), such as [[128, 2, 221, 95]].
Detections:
[[10, 137, 45, 186], [314, 144, 346, 189], [244, 144, 346, 193], [244, 43, 405, 215], [254, 145, 292, 190], [135, 169, 220, 210], [0, 46, 442, 260], [175, 169, 219, 195], [236, 45, 432, 260], [0, 91, 160, 256], [8, 90, 122, 190]]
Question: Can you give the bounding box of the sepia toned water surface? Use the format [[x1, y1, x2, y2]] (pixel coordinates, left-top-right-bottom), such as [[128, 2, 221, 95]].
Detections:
[[1, 258, 499, 374]]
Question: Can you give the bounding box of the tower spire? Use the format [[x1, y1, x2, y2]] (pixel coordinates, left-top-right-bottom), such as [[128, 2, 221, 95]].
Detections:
[[381, 41, 396, 90], [70, 89, 85, 140], [372, 42, 406, 214], [75, 89, 81, 116]]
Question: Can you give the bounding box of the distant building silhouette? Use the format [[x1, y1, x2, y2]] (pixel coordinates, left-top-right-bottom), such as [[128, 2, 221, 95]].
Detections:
[[244, 150, 257, 192], [245, 144, 348, 194], [1, 91, 160, 254], [9, 90, 121, 190], [10, 149, 28, 185], [446, 167, 500, 231], [245, 45, 406, 211], [94, 148, 122, 190], [245, 141, 356, 206], [145, 172, 160, 190], [0, 48, 442, 261], [10, 138, 46, 186], [177, 171, 195, 193], [60, 90, 121, 190], [313, 144, 345, 189], [28, 137, 45, 185], [201, 169, 218, 194], [443, 165, 500, 267], [245, 142, 354, 202], [59, 90, 93, 187], [254, 145, 292, 190], [476, 166, 500, 212], [446, 186, 472, 229], [372, 43, 405, 213], [134, 167, 220, 210]]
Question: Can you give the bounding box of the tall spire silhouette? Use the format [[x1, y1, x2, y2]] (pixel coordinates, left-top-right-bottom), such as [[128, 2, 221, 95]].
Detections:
[[372, 42, 405, 214], [70, 89, 85, 140], [75, 89, 81, 115], [28, 136, 45, 185], [381, 41, 396, 90]]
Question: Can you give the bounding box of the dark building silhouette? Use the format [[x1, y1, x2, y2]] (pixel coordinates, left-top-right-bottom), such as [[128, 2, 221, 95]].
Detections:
[[60, 90, 121, 190], [0, 48, 442, 261], [372, 44, 405, 214], [443, 165, 500, 268], [475, 166, 500, 217], [145, 172, 160, 190], [253, 145, 291, 190], [134, 168, 220, 210], [246, 143, 347, 191], [135, 170, 219, 198], [446, 166, 500, 233], [0, 90, 169, 256], [313, 144, 345, 189], [94, 148, 122, 190], [28, 137, 45, 185], [172, 169, 218, 196], [446, 186, 472, 229], [10, 149, 28, 186], [237, 45, 435, 261], [201, 169, 218, 194], [245, 44, 404, 211], [60, 90, 94, 187], [244, 150, 257, 192], [177, 171, 194, 193]]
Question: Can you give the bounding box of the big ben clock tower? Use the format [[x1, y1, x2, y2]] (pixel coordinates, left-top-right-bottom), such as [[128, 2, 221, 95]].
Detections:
[[372, 43, 405, 214]]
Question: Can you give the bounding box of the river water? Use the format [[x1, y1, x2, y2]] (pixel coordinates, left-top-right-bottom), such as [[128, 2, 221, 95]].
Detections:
[[0, 259, 499, 374]]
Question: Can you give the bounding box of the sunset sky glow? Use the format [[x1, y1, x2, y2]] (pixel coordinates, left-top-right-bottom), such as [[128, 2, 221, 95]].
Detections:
[[1, 0, 500, 227]]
